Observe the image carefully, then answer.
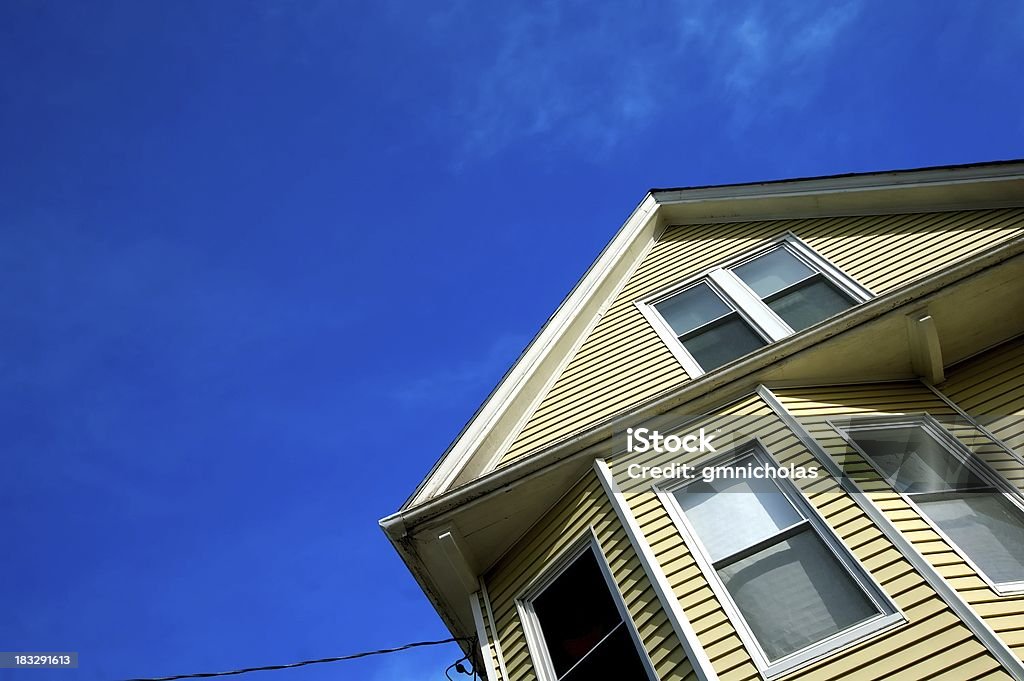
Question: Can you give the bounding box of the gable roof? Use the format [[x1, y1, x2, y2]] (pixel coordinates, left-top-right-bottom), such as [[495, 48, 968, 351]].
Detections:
[[381, 161, 1024, 646], [397, 159, 1024, 512]]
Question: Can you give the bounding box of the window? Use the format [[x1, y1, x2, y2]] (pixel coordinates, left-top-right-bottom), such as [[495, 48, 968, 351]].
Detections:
[[518, 535, 653, 681], [841, 417, 1024, 591], [653, 281, 767, 371], [639, 236, 871, 377], [659, 445, 900, 676], [731, 246, 856, 331]]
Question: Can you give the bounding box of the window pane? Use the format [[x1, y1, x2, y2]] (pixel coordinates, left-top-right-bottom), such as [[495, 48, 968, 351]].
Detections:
[[846, 426, 986, 493], [561, 624, 649, 681], [732, 247, 814, 297], [655, 282, 731, 336], [533, 550, 624, 677], [917, 493, 1024, 584], [719, 529, 880, 661], [681, 315, 765, 372], [767, 278, 853, 331], [675, 472, 802, 562]]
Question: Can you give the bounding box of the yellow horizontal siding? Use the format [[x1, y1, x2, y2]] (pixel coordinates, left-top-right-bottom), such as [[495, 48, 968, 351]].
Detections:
[[775, 380, 1024, 664], [500, 208, 1024, 466], [483, 470, 694, 681], [607, 392, 1010, 679]]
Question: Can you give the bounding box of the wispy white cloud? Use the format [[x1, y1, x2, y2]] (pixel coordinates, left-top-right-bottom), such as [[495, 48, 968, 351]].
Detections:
[[445, 0, 661, 157], [709, 1, 864, 120], [440, 0, 864, 158]]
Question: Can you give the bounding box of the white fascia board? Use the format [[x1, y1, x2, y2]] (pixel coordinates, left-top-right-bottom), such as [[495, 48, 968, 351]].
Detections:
[[404, 194, 663, 508]]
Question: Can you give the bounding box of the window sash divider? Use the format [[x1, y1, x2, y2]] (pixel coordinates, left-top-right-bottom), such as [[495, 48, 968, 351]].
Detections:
[[761, 272, 827, 303], [553, 620, 625, 681], [907, 485, 996, 502], [676, 309, 741, 341], [711, 519, 810, 571], [708, 268, 792, 341]]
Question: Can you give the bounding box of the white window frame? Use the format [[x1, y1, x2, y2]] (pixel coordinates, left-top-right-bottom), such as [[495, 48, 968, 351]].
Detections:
[[636, 234, 873, 378], [515, 528, 657, 681], [655, 440, 903, 679], [832, 413, 1024, 596]]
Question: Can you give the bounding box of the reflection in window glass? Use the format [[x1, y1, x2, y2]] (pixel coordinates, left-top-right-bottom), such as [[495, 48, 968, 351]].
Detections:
[[732, 248, 813, 297], [681, 316, 765, 372], [917, 493, 1024, 584], [719, 529, 879, 660], [673, 452, 886, 665], [846, 426, 986, 493], [848, 423, 1024, 587], [767, 279, 853, 331], [655, 282, 730, 336], [675, 471, 801, 562]]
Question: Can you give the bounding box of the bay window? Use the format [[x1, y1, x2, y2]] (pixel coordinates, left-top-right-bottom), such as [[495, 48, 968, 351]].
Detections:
[[841, 417, 1024, 591]]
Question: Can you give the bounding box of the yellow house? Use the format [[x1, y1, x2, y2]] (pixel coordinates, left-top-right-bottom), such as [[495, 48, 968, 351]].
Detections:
[[381, 160, 1024, 680]]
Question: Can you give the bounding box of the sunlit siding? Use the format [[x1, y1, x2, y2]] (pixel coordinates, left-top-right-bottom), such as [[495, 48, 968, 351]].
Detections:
[[500, 208, 1024, 466], [606, 392, 1011, 680], [482, 471, 696, 681], [774, 381, 1024, 663], [938, 336, 1024, 460]]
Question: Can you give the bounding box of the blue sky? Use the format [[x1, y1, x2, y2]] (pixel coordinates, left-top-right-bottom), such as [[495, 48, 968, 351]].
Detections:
[[1, 1, 1023, 680]]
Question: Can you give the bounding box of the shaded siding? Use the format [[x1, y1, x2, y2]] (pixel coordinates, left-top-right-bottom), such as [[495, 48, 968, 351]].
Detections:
[[938, 336, 1024, 459], [483, 470, 695, 681], [775, 381, 1024, 664], [500, 208, 1024, 466], [477, 590, 507, 681], [608, 393, 1011, 680]]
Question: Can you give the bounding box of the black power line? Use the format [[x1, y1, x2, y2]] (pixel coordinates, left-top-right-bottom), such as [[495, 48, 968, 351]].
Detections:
[[123, 637, 475, 681]]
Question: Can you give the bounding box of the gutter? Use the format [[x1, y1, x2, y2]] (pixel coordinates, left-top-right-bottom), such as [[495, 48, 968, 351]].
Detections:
[[379, 525, 477, 655], [651, 159, 1024, 201]]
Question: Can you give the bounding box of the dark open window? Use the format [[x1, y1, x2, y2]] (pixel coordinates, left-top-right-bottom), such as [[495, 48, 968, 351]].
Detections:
[[530, 548, 649, 680]]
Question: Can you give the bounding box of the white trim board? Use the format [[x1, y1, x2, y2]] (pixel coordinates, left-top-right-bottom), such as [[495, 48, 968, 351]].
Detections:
[[594, 458, 719, 681], [480, 580, 510, 681], [469, 592, 499, 681]]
